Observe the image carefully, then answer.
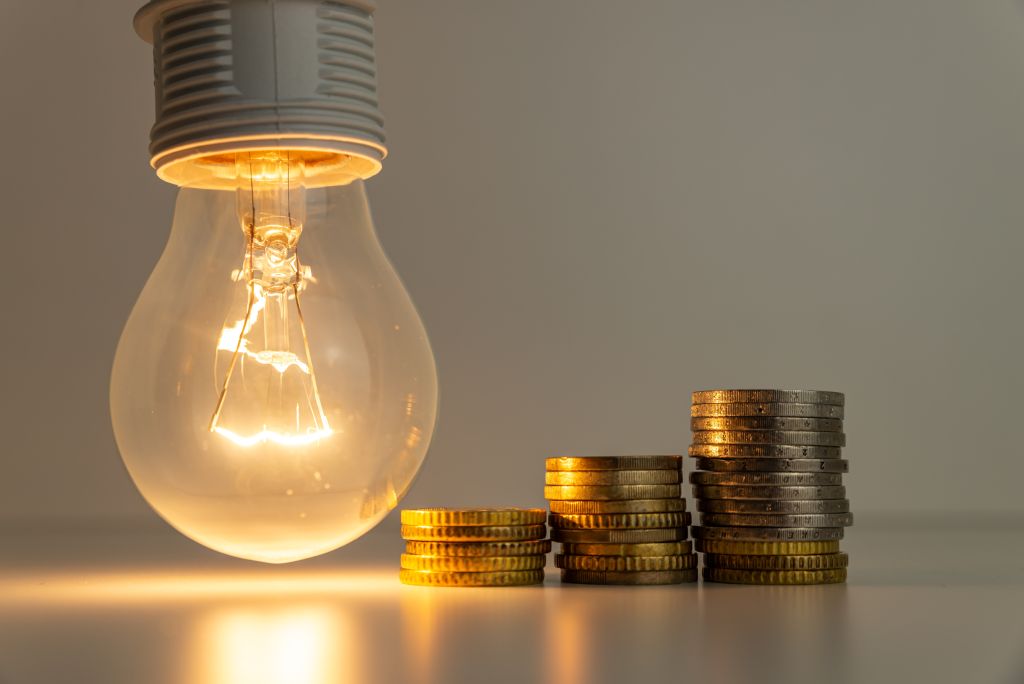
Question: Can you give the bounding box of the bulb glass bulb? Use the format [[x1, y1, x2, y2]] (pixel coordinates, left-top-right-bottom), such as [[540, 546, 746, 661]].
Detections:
[[111, 152, 437, 563]]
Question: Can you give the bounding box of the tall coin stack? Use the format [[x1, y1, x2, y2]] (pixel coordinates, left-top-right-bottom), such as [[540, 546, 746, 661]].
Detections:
[[545, 456, 698, 585], [399, 508, 550, 587], [689, 390, 852, 585]]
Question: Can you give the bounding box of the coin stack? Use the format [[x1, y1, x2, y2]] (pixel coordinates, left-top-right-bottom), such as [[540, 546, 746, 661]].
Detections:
[[399, 508, 550, 587], [545, 456, 697, 585], [689, 389, 852, 585]]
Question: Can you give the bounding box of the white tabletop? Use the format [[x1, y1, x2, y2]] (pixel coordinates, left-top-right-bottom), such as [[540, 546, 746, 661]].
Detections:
[[0, 514, 1020, 684]]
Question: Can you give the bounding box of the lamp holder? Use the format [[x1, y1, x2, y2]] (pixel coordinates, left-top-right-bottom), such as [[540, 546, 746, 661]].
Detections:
[[135, 0, 386, 189]]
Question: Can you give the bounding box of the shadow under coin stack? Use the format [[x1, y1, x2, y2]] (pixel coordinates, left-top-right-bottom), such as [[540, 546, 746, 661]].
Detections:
[[545, 456, 697, 585], [689, 390, 853, 585], [399, 508, 549, 586]]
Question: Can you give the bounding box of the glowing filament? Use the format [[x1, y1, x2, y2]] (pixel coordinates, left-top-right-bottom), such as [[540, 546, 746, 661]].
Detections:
[[208, 152, 331, 447]]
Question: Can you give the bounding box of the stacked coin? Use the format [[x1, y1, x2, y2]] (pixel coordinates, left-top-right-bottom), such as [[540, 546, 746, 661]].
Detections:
[[399, 508, 549, 586], [545, 456, 697, 585], [689, 390, 852, 585]]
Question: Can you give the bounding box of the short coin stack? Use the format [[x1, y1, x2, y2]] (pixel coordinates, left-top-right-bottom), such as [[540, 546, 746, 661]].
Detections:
[[690, 390, 852, 585], [545, 456, 697, 585], [399, 508, 549, 586]]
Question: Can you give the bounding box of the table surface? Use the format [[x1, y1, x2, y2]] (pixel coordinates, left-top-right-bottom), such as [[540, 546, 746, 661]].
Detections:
[[0, 514, 1021, 684]]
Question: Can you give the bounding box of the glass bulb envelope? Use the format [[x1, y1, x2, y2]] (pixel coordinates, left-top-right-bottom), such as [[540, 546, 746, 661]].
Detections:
[[111, 153, 438, 563]]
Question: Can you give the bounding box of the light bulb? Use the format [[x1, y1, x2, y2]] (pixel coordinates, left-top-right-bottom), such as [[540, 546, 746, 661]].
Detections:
[[120, 0, 437, 561], [111, 150, 437, 563]]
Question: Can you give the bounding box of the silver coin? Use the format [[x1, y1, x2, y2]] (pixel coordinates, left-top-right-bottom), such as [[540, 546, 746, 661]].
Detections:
[[693, 484, 847, 500], [690, 444, 843, 459], [693, 457, 849, 473], [698, 498, 851, 514], [692, 390, 844, 405], [691, 525, 845, 541], [690, 471, 843, 486], [690, 416, 843, 432], [692, 431, 846, 447], [550, 527, 689, 544], [691, 402, 844, 419], [698, 512, 854, 528]]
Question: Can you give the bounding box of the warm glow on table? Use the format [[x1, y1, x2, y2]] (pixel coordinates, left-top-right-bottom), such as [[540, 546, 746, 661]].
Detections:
[[0, 568, 398, 604], [0, 520, 1021, 683]]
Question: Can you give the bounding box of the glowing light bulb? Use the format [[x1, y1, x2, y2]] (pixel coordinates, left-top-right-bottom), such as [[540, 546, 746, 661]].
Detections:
[[115, 0, 438, 562], [110, 150, 438, 563]]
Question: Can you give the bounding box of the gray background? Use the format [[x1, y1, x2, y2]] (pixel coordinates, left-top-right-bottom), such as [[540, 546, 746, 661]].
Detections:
[[2, 0, 1023, 525]]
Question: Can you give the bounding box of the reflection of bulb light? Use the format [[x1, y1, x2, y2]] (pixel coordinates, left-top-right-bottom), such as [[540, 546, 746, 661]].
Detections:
[[115, 0, 438, 562], [193, 606, 351, 684], [112, 152, 437, 563]]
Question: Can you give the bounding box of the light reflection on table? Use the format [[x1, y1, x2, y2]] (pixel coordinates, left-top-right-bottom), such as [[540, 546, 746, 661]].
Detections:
[[0, 569, 397, 604], [0, 567, 392, 684], [192, 603, 351, 684], [0, 517, 1021, 684]]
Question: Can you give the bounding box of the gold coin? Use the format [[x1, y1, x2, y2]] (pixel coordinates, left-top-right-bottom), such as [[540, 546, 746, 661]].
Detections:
[[405, 540, 552, 557], [400, 523, 546, 542], [702, 567, 847, 585], [561, 569, 697, 585], [545, 456, 682, 471], [691, 430, 846, 447], [703, 552, 849, 571], [545, 470, 680, 486], [560, 541, 692, 556], [551, 527, 688, 544], [555, 553, 696, 571], [399, 569, 544, 587], [400, 553, 547, 572], [544, 484, 682, 500], [691, 416, 843, 432], [691, 402, 844, 418], [549, 511, 689, 530], [692, 390, 844, 405], [401, 508, 546, 527], [695, 539, 840, 555], [549, 499, 686, 514]]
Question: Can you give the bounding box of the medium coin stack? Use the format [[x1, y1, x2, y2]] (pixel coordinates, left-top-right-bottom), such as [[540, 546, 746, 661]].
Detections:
[[545, 456, 698, 585], [399, 508, 549, 587], [690, 390, 853, 585]]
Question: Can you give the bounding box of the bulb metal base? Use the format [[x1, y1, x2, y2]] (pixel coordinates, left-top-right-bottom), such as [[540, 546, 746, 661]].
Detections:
[[135, 0, 386, 189]]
